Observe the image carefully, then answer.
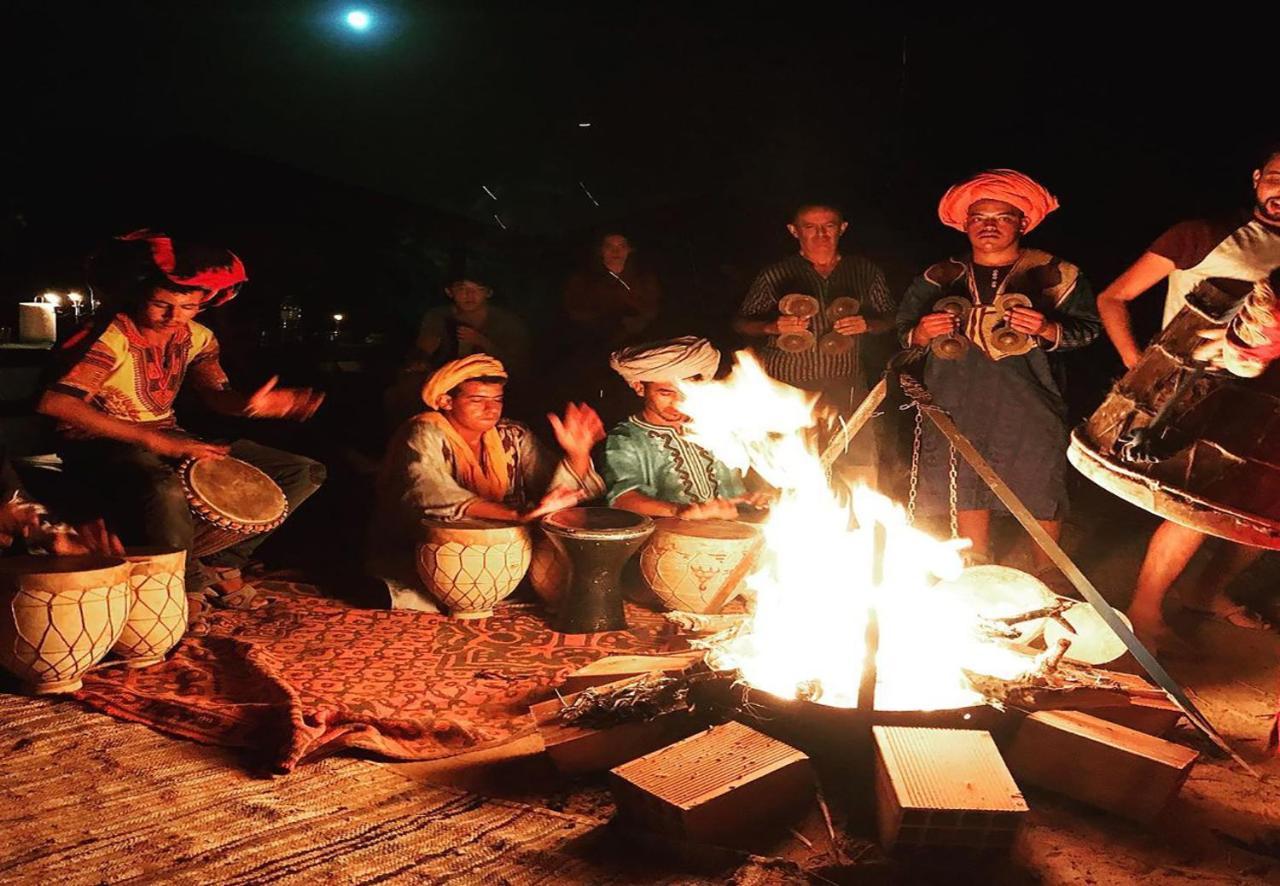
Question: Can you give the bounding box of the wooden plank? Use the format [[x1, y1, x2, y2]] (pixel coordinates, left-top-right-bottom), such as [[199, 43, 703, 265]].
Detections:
[[1005, 710, 1198, 822], [557, 652, 704, 694], [530, 681, 700, 776], [609, 721, 815, 848], [873, 726, 1026, 851]]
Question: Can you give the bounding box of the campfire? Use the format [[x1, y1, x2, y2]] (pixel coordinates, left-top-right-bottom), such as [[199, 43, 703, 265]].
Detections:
[[536, 353, 1208, 852], [677, 352, 1046, 713]]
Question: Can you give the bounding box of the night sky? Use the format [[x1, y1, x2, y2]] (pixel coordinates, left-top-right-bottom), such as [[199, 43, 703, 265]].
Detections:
[[2, 3, 1274, 356]]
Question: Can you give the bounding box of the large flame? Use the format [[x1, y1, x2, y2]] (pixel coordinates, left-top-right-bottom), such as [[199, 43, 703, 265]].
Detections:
[[679, 352, 1034, 711]]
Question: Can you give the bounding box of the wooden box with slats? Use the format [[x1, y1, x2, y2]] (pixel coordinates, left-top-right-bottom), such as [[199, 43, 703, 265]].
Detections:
[[608, 721, 815, 847], [873, 726, 1028, 851]]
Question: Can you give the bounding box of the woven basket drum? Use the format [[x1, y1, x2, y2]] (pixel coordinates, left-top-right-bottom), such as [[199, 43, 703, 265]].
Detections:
[[112, 548, 188, 668], [416, 519, 532, 619], [0, 555, 131, 694], [181, 457, 288, 558], [639, 518, 761, 614]]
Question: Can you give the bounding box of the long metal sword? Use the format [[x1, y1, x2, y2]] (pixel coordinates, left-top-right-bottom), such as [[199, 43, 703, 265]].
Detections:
[[897, 371, 1257, 776]]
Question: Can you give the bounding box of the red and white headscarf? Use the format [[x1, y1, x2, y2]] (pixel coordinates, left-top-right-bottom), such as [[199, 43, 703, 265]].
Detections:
[[937, 169, 1060, 233], [117, 229, 248, 307]]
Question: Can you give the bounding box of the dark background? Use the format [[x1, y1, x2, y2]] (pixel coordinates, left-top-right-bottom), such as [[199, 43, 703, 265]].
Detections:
[[1, 3, 1274, 438]]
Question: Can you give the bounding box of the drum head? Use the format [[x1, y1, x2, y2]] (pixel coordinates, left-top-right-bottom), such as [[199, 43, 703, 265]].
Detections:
[[186, 457, 287, 526], [654, 517, 758, 540]]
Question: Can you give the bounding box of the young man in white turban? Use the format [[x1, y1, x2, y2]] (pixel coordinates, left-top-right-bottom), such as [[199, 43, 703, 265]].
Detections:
[[369, 354, 606, 610], [605, 336, 771, 520]]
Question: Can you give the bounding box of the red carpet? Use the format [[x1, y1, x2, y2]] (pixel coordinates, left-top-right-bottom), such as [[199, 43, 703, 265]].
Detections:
[[73, 583, 687, 772]]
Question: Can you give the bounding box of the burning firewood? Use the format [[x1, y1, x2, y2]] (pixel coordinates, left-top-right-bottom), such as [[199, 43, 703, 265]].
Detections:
[[961, 654, 1142, 712]]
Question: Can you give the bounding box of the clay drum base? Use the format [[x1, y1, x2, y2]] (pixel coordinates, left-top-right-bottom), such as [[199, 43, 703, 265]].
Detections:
[[640, 518, 761, 614], [416, 519, 532, 619], [0, 556, 131, 694], [113, 548, 188, 669]]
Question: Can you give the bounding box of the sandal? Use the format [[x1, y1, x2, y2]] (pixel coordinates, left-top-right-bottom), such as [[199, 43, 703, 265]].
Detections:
[[1184, 602, 1273, 631]]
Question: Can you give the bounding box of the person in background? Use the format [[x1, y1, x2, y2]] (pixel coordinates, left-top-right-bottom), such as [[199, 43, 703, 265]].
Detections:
[[563, 232, 662, 349]]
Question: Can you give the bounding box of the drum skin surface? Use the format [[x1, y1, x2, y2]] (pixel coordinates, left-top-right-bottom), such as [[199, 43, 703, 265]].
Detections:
[[182, 457, 288, 558]]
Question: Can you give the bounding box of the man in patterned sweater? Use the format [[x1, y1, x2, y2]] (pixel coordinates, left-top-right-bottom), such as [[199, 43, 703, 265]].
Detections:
[[604, 337, 771, 520], [733, 203, 895, 484]]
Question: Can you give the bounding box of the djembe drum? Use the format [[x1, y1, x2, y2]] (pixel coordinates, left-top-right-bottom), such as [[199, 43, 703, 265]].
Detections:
[[1069, 281, 1280, 548], [416, 519, 532, 619], [541, 507, 654, 633], [639, 518, 761, 614], [181, 457, 288, 557], [0, 555, 131, 694], [112, 548, 188, 668]]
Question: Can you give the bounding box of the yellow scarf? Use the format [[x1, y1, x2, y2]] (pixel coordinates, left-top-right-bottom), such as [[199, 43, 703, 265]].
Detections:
[[421, 411, 513, 502]]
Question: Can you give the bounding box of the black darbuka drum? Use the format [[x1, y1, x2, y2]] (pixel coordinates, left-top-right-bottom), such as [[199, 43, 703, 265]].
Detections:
[[541, 507, 654, 633]]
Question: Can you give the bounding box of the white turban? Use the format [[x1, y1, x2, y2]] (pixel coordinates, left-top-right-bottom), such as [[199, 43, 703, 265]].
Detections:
[[609, 336, 721, 386]]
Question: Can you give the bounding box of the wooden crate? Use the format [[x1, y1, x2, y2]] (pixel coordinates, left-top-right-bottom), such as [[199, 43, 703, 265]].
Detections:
[[530, 680, 700, 776], [873, 726, 1027, 851], [558, 652, 704, 694], [1005, 710, 1198, 822], [609, 721, 815, 847]]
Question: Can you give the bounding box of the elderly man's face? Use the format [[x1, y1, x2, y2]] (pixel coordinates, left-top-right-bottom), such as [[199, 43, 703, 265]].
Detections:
[[441, 381, 505, 434], [788, 208, 847, 263], [1254, 155, 1280, 223], [964, 199, 1027, 255]]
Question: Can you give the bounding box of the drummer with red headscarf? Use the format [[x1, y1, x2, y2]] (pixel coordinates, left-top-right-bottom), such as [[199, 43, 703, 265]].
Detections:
[[895, 170, 1100, 575], [37, 231, 326, 606]]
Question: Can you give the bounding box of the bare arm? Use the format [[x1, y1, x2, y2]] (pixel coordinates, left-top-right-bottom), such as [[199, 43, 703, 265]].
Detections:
[[37, 391, 228, 460], [1096, 251, 1176, 369]]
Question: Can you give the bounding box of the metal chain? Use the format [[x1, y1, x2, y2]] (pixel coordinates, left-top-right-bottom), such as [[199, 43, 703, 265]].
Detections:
[[906, 408, 922, 526], [948, 442, 959, 539]]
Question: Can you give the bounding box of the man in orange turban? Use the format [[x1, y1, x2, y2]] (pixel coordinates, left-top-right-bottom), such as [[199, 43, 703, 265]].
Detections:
[[936, 169, 1061, 234], [896, 170, 1099, 581], [370, 354, 607, 611]]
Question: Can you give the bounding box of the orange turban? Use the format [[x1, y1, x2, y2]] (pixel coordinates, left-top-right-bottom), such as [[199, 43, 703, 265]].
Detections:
[[937, 169, 1060, 233], [421, 354, 507, 409]]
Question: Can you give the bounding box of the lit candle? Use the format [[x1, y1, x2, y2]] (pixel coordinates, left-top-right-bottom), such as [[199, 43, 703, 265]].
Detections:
[[18, 301, 57, 343], [66, 291, 84, 319], [42, 292, 62, 310]]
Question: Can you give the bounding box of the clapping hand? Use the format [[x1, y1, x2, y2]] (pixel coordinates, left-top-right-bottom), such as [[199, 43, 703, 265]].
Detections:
[[245, 376, 325, 421], [548, 402, 605, 462]]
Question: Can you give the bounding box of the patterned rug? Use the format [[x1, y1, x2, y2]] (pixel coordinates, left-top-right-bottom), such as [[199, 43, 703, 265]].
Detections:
[[71, 582, 688, 772], [0, 692, 800, 885]]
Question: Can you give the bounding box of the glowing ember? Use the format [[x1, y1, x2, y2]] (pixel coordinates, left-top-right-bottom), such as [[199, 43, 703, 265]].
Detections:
[[679, 352, 1035, 711]]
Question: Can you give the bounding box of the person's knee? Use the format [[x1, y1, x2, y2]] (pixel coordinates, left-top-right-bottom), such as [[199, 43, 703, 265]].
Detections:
[[271, 454, 327, 509], [141, 473, 195, 549]]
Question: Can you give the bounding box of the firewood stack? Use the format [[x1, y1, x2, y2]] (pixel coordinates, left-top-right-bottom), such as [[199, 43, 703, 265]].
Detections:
[[528, 643, 1202, 854]]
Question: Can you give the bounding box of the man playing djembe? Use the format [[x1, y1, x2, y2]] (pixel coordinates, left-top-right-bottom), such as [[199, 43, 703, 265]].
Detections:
[[604, 337, 772, 520], [369, 354, 606, 611], [37, 231, 326, 606]]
